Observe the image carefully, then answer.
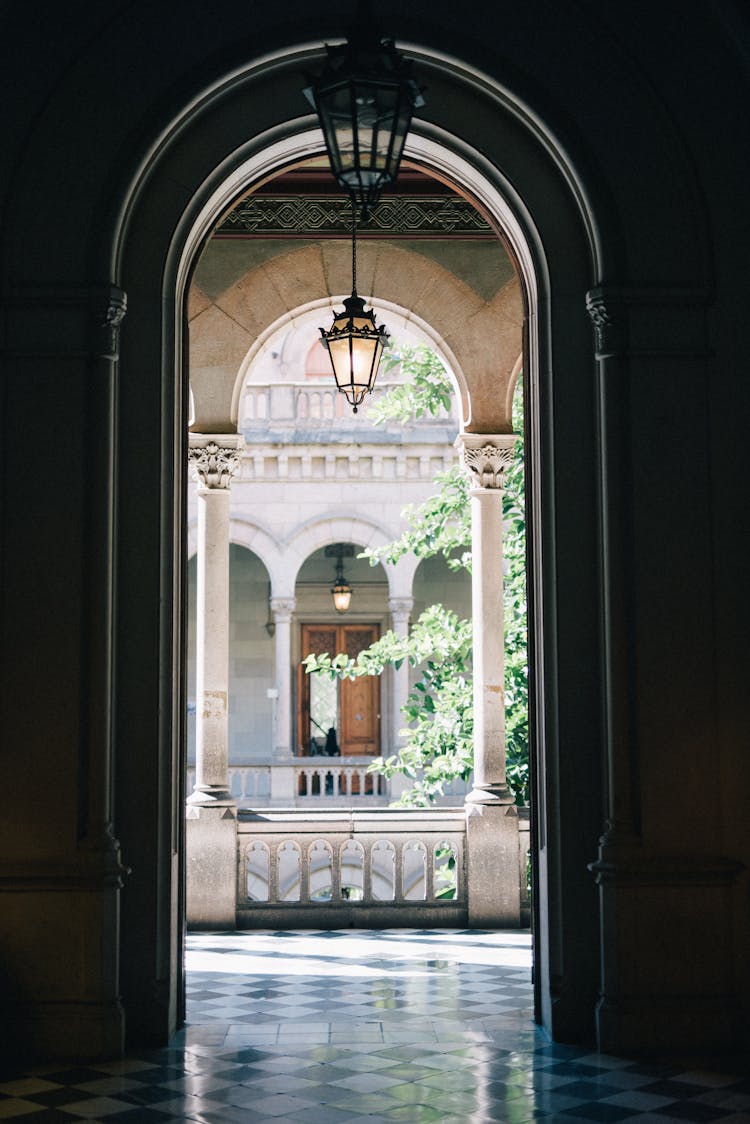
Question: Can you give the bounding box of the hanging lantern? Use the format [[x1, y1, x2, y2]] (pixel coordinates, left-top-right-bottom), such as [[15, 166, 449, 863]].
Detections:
[[328, 545, 353, 613], [304, 32, 425, 218], [319, 205, 389, 412]]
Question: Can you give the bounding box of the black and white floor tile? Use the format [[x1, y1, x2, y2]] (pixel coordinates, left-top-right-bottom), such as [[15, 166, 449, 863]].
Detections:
[[0, 929, 747, 1121]]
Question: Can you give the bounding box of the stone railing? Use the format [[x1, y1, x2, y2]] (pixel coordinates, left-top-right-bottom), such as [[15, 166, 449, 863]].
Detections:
[[240, 381, 454, 429], [187, 770, 531, 927], [187, 758, 392, 807], [236, 808, 468, 928], [296, 759, 389, 801]]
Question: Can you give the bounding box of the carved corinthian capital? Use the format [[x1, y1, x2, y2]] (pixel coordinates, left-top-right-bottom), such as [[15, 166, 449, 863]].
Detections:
[[188, 435, 244, 490], [455, 433, 517, 491], [586, 286, 628, 355], [270, 597, 296, 621]]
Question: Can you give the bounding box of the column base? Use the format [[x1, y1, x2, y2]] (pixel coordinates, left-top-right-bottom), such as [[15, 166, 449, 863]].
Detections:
[[187, 785, 234, 807], [186, 804, 237, 928], [465, 798, 521, 927], [466, 784, 515, 806]]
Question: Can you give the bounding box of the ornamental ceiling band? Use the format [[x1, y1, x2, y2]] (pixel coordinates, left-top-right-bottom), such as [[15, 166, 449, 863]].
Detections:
[[216, 195, 494, 239]]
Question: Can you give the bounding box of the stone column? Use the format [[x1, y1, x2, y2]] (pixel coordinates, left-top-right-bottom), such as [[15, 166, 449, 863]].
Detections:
[[388, 597, 413, 801], [457, 432, 521, 926], [186, 434, 242, 926], [269, 597, 296, 804]]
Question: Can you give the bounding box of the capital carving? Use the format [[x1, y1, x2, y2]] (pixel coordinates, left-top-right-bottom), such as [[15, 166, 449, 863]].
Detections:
[[388, 597, 413, 620], [93, 284, 127, 359], [270, 597, 296, 621], [189, 438, 243, 490], [586, 287, 628, 355], [456, 434, 517, 491]]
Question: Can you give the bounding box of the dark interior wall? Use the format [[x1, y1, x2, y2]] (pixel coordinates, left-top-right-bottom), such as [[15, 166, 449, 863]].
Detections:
[[0, 0, 748, 1059]]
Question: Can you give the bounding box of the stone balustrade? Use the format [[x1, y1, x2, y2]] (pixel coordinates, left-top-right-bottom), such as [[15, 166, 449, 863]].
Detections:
[[187, 770, 530, 928], [236, 808, 468, 928], [187, 760, 473, 808], [241, 381, 454, 429]]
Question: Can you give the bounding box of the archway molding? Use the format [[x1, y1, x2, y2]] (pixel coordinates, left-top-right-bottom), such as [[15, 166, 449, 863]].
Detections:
[[284, 513, 414, 602]]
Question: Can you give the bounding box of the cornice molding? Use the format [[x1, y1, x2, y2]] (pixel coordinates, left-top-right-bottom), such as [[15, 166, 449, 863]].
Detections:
[[0, 283, 127, 359], [589, 853, 744, 888], [586, 284, 710, 360]]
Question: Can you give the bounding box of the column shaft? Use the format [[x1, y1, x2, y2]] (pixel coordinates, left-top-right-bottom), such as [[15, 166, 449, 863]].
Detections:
[[470, 485, 507, 796], [457, 432, 520, 926], [194, 486, 231, 799], [271, 598, 295, 761], [388, 598, 413, 752]]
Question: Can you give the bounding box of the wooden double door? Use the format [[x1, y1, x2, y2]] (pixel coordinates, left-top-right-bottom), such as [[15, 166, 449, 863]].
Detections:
[[298, 623, 380, 757]]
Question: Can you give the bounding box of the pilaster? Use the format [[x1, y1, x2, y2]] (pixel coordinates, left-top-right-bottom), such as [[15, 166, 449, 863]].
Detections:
[[585, 285, 738, 1053]]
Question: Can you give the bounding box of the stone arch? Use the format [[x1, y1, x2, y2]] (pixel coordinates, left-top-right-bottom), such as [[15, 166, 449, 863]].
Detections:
[[190, 242, 520, 432], [227, 296, 467, 430], [187, 517, 284, 578], [283, 514, 417, 602]]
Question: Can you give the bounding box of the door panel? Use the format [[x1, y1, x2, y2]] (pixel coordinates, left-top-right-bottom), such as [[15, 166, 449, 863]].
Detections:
[[299, 622, 380, 756]]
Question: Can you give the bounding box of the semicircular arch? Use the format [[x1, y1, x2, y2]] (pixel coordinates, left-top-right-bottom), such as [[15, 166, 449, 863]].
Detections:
[[189, 242, 521, 433]]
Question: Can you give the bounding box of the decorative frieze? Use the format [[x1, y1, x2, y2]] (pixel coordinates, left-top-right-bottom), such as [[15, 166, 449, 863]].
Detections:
[[189, 436, 244, 489], [216, 195, 493, 239], [455, 433, 517, 490], [239, 445, 455, 484]]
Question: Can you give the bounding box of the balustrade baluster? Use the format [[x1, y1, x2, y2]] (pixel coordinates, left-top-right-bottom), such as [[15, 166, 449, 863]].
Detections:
[[332, 842, 343, 901], [269, 841, 280, 902], [362, 842, 373, 902], [426, 841, 436, 899], [394, 840, 404, 902]]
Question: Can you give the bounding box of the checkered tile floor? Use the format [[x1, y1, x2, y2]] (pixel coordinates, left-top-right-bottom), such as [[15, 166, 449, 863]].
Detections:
[[1, 929, 748, 1121]]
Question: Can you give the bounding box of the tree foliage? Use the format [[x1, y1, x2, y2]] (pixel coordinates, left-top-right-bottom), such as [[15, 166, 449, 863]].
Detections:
[[303, 344, 528, 806]]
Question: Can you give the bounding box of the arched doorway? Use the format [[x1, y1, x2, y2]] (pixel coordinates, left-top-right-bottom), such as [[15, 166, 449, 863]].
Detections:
[[113, 52, 605, 1050], [2, 1, 737, 1067]]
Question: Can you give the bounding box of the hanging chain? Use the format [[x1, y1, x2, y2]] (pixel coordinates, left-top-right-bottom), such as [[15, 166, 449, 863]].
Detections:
[[351, 195, 358, 296]]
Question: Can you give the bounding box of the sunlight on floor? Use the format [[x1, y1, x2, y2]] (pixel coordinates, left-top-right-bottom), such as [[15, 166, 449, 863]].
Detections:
[[186, 929, 533, 980]]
